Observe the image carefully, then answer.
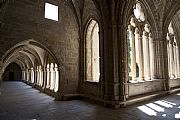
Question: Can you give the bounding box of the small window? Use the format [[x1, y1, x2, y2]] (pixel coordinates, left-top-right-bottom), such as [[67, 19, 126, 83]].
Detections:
[[45, 3, 58, 21]]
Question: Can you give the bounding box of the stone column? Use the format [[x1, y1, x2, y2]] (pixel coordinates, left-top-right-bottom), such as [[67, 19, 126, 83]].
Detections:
[[135, 28, 144, 80], [49, 66, 51, 89], [42, 67, 47, 89], [143, 31, 150, 80], [167, 40, 171, 78], [47, 65, 50, 88], [31, 68, 34, 83], [149, 33, 154, 79], [55, 66, 61, 101], [54, 65, 59, 92], [169, 34, 174, 78], [176, 45, 180, 78], [168, 41, 173, 78], [50, 67, 55, 90], [34, 67, 37, 85], [50, 65, 54, 90], [40, 66, 43, 86], [21, 70, 24, 80], [128, 25, 136, 81], [26, 69, 29, 82], [37, 67, 39, 85], [173, 42, 177, 78]]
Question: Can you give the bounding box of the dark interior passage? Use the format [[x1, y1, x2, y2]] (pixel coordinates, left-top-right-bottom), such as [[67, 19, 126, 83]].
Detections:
[[3, 62, 22, 81]]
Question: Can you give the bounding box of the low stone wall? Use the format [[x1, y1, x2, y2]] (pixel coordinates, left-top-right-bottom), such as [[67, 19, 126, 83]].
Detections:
[[169, 78, 180, 89], [128, 79, 165, 97]]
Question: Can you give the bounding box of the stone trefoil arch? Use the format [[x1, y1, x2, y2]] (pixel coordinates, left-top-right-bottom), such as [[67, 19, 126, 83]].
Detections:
[[167, 22, 180, 79], [127, 2, 153, 82]]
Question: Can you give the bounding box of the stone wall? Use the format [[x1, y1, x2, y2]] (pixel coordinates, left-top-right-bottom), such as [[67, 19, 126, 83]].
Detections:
[[128, 80, 165, 97], [169, 78, 180, 89], [79, 0, 102, 99]]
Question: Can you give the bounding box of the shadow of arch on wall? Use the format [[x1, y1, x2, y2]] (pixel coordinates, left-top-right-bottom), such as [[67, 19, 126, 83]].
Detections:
[[1, 39, 60, 97]]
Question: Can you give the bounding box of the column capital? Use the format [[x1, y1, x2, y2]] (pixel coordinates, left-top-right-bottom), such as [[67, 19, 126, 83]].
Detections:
[[144, 24, 150, 33], [135, 28, 139, 34], [128, 25, 135, 32], [143, 31, 149, 37], [149, 33, 152, 38], [130, 17, 136, 27], [173, 42, 177, 46], [167, 33, 174, 43]]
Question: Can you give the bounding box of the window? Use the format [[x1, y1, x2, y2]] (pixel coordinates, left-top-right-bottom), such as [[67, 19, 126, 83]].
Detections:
[[133, 2, 145, 22], [128, 3, 152, 82], [46, 63, 59, 92], [45, 3, 58, 21], [85, 20, 100, 82], [167, 22, 180, 79]]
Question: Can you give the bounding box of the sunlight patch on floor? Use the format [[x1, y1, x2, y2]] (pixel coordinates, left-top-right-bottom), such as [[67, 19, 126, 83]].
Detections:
[[137, 105, 157, 116], [175, 112, 180, 119], [146, 103, 164, 112], [137, 100, 179, 119], [155, 100, 173, 108]]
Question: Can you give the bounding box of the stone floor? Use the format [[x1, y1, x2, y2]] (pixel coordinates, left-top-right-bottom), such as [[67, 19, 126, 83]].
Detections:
[[0, 82, 180, 120]]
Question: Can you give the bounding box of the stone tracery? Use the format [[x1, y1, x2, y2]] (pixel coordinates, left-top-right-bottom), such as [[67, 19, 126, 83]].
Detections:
[[128, 2, 152, 82]]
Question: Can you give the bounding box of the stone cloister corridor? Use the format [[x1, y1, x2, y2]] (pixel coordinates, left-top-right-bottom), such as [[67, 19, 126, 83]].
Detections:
[[1, 0, 180, 119], [1, 81, 180, 120]]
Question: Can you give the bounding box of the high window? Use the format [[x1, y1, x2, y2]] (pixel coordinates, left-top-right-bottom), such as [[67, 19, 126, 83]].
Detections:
[[45, 3, 58, 21], [85, 20, 100, 82]]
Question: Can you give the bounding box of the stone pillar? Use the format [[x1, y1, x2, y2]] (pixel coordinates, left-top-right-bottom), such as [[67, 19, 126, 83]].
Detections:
[[21, 70, 24, 80], [173, 42, 177, 78], [128, 25, 136, 81], [169, 34, 174, 79], [50, 64, 54, 90], [47, 65, 51, 88], [143, 31, 150, 80], [34, 67, 37, 85], [31, 68, 34, 83], [54, 65, 59, 92], [37, 67, 39, 85], [135, 28, 144, 80], [42, 67, 47, 89], [26, 69, 29, 82], [149, 33, 154, 79], [55, 66, 61, 101], [50, 67, 55, 90], [167, 40, 171, 78], [46, 65, 50, 88], [176, 45, 180, 77], [39, 66, 43, 86]]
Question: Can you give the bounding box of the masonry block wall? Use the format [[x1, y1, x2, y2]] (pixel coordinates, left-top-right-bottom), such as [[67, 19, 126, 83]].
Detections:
[[79, 0, 102, 99]]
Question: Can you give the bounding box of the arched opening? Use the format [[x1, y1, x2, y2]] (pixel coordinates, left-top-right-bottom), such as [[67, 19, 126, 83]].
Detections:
[[127, 2, 153, 82], [167, 22, 180, 79], [1, 39, 60, 96], [2, 62, 22, 81], [85, 19, 100, 82]]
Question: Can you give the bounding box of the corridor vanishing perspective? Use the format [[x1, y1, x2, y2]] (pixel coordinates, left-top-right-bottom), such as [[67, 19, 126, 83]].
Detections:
[[0, 0, 180, 120]]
